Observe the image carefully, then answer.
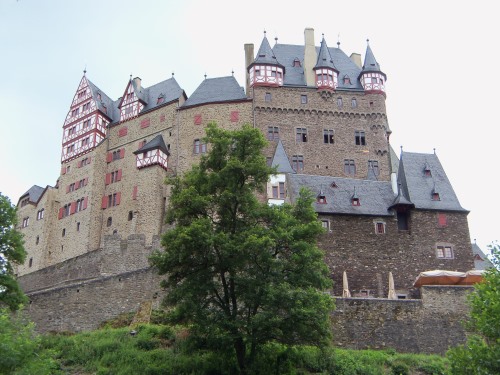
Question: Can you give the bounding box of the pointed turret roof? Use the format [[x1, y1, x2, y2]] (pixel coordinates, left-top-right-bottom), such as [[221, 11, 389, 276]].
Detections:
[[388, 184, 414, 210], [271, 140, 295, 174], [361, 41, 386, 77], [249, 33, 284, 69], [314, 36, 337, 71], [133, 134, 169, 155]]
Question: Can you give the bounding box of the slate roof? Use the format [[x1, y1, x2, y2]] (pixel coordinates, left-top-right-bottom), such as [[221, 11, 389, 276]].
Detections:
[[398, 152, 467, 212], [314, 37, 337, 71], [19, 185, 45, 204], [252, 35, 284, 67], [471, 243, 494, 270], [362, 43, 384, 75], [271, 43, 364, 89], [87, 79, 115, 118], [271, 140, 295, 174], [133, 134, 169, 155], [288, 175, 395, 216], [181, 76, 247, 108]]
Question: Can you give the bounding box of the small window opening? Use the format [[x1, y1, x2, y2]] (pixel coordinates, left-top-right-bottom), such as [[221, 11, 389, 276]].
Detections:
[[128, 211, 133, 221], [432, 193, 440, 201], [301, 95, 308, 104], [265, 92, 271, 102], [107, 217, 112, 227], [352, 198, 360, 206], [62, 228, 66, 237], [36, 236, 39, 245], [29, 257, 33, 267], [77, 222, 80, 231]]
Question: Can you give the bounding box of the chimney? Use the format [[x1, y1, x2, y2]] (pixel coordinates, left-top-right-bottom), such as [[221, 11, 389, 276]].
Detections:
[[133, 77, 142, 90], [244, 43, 254, 97], [350, 53, 362, 68], [304, 28, 316, 87]]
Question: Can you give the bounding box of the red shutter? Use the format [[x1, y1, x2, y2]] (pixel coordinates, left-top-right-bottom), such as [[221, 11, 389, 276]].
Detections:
[[194, 114, 202, 125], [61, 166, 67, 175], [75, 182, 79, 190], [106, 152, 113, 163], [160, 114, 165, 122], [105, 173, 111, 185], [70, 202, 77, 214], [83, 197, 88, 210], [117, 169, 122, 181], [140, 118, 150, 128], [101, 196, 108, 209], [132, 186, 138, 200], [66, 185, 70, 193], [88, 157, 92, 164], [118, 127, 128, 137], [115, 192, 121, 206], [438, 213, 447, 227], [230, 111, 239, 122], [77, 161, 81, 168], [120, 148, 125, 159], [58, 207, 64, 219]]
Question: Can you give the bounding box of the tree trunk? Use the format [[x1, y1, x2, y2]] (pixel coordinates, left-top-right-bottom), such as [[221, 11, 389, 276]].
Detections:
[[234, 337, 247, 375]]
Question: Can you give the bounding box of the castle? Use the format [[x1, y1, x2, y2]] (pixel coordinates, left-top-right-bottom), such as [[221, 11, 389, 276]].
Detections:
[[15, 28, 477, 352]]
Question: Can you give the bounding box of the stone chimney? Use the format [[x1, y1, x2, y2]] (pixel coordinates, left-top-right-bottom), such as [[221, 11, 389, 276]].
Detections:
[[133, 77, 142, 90], [304, 28, 316, 87], [350, 53, 362, 68], [244, 43, 254, 97]]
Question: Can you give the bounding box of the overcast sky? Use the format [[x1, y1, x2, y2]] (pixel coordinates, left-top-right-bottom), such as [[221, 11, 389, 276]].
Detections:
[[0, 0, 498, 251]]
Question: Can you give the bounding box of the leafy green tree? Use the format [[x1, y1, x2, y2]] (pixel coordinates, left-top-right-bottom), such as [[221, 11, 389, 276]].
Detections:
[[447, 242, 500, 374], [0, 193, 27, 310], [151, 123, 333, 374]]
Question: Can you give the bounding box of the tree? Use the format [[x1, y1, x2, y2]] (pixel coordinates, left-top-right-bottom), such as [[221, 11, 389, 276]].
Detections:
[[447, 242, 500, 374], [0, 193, 27, 311], [151, 123, 333, 374]]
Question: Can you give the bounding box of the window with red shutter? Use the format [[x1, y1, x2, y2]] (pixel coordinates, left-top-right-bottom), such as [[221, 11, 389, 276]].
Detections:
[[230, 111, 239, 122], [438, 213, 447, 227], [115, 192, 121, 206], [61, 166, 67, 175], [105, 173, 111, 185], [117, 169, 122, 181], [70, 202, 77, 215], [101, 196, 108, 209], [118, 127, 128, 137], [106, 153, 113, 163], [83, 197, 88, 210], [58, 207, 64, 219], [120, 148, 125, 159], [194, 114, 202, 125]]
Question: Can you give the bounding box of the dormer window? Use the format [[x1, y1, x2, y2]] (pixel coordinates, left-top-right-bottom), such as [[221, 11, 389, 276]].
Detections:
[[317, 195, 327, 204], [432, 192, 440, 201], [293, 58, 301, 67], [424, 169, 432, 177], [157, 95, 165, 105], [330, 182, 338, 188], [343, 75, 351, 85], [352, 197, 360, 206], [97, 93, 101, 101]]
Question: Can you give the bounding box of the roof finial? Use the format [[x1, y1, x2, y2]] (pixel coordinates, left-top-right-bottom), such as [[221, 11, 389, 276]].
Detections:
[[204, 73, 207, 80], [474, 238, 477, 244], [264, 30, 266, 36], [337, 33, 341, 48], [130, 74, 132, 81], [366, 38, 370, 45], [171, 72, 174, 77], [322, 33, 325, 40], [433, 148, 436, 154], [231, 69, 234, 76], [83, 65, 87, 75], [274, 36, 278, 45]]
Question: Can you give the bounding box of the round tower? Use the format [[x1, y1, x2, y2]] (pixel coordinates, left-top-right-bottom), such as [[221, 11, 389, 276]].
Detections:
[[314, 36, 338, 91], [247, 31, 285, 88], [359, 40, 387, 96]]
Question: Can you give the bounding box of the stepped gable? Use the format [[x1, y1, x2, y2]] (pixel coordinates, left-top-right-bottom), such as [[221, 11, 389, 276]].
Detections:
[[271, 140, 295, 174], [288, 174, 395, 216], [398, 152, 467, 212], [272, 43, 363, 89], [133, 134, 169, 155], [19, 185, 45, 204], [182, 76, 247, 108]]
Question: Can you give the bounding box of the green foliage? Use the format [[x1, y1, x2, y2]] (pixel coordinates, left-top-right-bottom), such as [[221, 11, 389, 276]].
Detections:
[[0, 309, 60, 374], [447, 242, 500, 374], [151, 123, 333, 373], [0, 193, 27, 310]]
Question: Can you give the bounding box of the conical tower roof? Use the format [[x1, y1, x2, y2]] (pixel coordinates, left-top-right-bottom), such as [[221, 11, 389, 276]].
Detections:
[[271, 140, 295, 174], [249, 33, 284, 69], [361, 41, 385, 77], [314, 36, 337, 71]]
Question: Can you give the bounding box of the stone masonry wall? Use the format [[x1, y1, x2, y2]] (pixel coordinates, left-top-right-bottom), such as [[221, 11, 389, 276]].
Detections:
[[331, 285, 472, 354]]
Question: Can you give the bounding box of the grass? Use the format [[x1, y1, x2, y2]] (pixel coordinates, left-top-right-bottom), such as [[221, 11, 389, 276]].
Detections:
[[37, 320, 449, 375]]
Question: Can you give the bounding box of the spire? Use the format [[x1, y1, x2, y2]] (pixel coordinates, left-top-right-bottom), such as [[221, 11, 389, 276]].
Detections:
[[315, 35, 337, 70], [362, 40, 383, 73], [271, 140, 295, 174], [253, 33, 283, 67]]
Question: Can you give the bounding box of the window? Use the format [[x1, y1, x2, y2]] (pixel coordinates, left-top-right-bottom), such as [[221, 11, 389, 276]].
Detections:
[[37, 209, 44, 220], [351, 98, 357, 108], [432, 192, 440, 201], [20, 198, 29, 207], [272, 182, 286, 199], [71, 108, 79, 117], [107, 217, 112, 227], [323, 129, 334, 144], [29, 258, 33, 267], [337, 97, 343, 108], [83, 119, 91, 129], [76, 198, 83, 212], [436, 244, 454, 259], [344, 159, 356, 175], [368, 160, 379, 176], [77, 90, 85, 99], [321, 220, 330, 231], [36, 236, 39, 245], [355, 131, 366, 145], [292, 155, 304, 172], [343, 76, 351, 85], [128, 211, 133, 221], [296, 128, 307, 143], [293, 58, 301, 67], [267, 126, 279, 141], [317, 194, 327, 204], [112, 150, 121, 160], [82, 102, 90, 111], [352, 197, 360, 206], [125, 106, 133, 115], [265, 92, 271, 102], [67, 144, 75, 154], [69, 183, 75, 192], [62, 228, 66, 237], [375, 221, 386, 234], [424, 169, 432, 177], [193, 139, 207, 154], [126, 92, 134, 101], [22, 217, 29, 228], [63, 204, 70, 217], [301, 95, 308, 104], [76, 222, 80, 231], [437, 213, 447, 227], [397, 211, 409, 230], [157, 95, 165, 105]]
